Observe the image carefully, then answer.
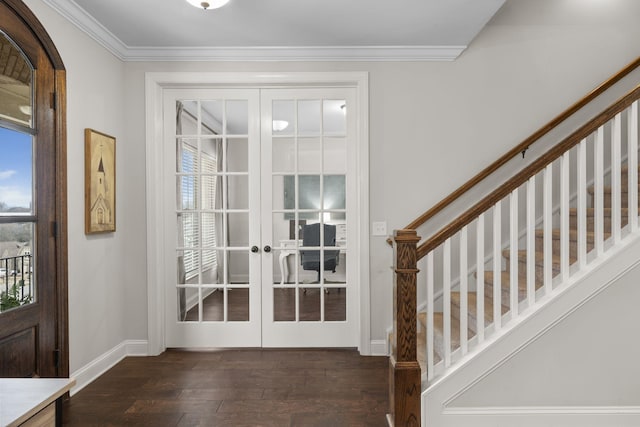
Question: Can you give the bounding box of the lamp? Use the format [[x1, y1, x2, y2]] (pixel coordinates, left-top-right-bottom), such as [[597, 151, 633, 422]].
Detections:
[[185, 0, 230, 10]]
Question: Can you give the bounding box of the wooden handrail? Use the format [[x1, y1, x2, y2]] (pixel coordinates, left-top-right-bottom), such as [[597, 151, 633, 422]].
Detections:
[[403, 56, 640, 234], [416, 84, 640, 259]]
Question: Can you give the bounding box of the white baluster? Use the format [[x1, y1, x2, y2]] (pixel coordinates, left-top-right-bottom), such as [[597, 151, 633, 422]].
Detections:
[[493, 201, 502, 331], [526, 176, 536, 307], [543, 163, 553, 294], [476, 214, 485, 344], [577, 139, 587, 268], [443, 239, 451, 367], [509, 189, 519, 317], [595, 126, 605, 255], [459, 227, 468, 356], [560, 152, 570, 282], [612, 112, 622, 243], [426, 251, 435, 381], [629, 101, 638, 232]]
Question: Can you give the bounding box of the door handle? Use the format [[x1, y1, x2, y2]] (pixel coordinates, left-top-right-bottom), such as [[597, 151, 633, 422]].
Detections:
[[251, 246, 259, 253], [264, 245, 272, 253]]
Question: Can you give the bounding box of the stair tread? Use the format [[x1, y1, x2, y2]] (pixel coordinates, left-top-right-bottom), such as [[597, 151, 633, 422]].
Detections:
[[502, 249, 567, 266], [482, 270, 543, 291], [587, 185, 640, 194], [451, 290, 502, 306], [569, 207, 632, 215], [451, 291, 500, 323], [534, 228, 609, 239]]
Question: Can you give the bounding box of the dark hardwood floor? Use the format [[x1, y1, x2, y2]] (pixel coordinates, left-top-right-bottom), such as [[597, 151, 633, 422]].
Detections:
[[63, 349, 389, 426]]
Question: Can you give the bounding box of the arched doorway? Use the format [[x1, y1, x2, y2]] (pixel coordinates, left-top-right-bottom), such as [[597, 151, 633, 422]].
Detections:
[[0, 0, 68, 378]]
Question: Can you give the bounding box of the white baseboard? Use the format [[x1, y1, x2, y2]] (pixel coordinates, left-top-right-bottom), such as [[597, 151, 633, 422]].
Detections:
[[70, 340, 148, 396], [370, 339, 389, 356]]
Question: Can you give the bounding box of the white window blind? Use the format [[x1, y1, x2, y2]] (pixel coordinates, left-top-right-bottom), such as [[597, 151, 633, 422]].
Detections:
[[181, 143, 217, 280]]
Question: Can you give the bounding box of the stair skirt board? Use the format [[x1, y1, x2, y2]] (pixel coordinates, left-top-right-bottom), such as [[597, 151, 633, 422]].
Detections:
[[435, 407, 640, 427], [422, 228, 640, 427]]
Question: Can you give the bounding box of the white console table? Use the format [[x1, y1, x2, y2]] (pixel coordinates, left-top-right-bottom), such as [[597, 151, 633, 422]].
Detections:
[[0, 378, 75, 426]]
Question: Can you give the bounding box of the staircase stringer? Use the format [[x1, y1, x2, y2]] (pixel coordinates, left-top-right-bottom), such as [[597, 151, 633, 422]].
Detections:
[[422, 224, 640, 426]]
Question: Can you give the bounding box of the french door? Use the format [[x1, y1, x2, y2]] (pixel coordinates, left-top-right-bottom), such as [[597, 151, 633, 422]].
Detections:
[[163, 87, 357, 348], [260, 88, 357, 347]]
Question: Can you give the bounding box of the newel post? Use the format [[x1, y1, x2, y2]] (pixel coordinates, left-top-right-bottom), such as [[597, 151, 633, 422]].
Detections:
[[388, 229, 421, 427]]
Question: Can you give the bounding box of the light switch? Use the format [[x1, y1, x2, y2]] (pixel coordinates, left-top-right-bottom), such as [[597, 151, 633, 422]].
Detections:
[[372, 221, 387, 236]]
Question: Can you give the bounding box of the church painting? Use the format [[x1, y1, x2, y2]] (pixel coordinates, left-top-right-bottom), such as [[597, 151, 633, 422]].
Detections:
[[85, 129, 116, 234]]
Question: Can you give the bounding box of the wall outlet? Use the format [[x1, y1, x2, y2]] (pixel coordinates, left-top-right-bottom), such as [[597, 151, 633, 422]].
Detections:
[[372, 221, 387, 236]]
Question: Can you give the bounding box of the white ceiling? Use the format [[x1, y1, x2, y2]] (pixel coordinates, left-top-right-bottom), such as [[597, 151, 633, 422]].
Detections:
[[41, 0, 506, 61]]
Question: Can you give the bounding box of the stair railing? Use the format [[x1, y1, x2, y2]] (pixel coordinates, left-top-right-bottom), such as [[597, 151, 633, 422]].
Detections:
[[389, 57, 640, 426], [418, 84, 640, 378]]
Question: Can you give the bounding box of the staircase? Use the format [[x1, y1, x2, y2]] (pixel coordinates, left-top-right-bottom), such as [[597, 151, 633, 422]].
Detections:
[[387, 57, 640, 427], [417, 164, 639, 374]]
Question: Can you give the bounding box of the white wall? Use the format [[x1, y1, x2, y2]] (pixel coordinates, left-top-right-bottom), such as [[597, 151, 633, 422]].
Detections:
[[22, 0, 640, 372], [23, 0, 130, 373]]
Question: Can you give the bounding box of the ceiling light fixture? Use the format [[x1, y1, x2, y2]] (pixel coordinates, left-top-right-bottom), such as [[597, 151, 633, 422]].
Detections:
[[272, 120, 289, 132], [185, 0, 230, 10]]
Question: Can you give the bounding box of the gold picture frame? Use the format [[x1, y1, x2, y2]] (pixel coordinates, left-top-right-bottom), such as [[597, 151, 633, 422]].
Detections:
[[85, 129, 116, 234]]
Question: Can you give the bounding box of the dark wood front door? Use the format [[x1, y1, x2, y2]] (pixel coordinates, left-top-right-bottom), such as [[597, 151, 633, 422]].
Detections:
[[0, 0, 67, 379]]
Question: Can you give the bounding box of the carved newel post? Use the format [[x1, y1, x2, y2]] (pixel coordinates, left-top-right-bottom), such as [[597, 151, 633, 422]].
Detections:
[[388, 229, 421, 427]]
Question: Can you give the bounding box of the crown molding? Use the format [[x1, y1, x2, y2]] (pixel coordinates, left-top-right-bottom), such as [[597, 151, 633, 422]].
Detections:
[[41, 0, 129, 60], [41, 0, 466, 62], [124, 45, 466, 62]]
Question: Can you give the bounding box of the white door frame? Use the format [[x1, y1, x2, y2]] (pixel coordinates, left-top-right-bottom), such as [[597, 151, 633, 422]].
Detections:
[[145, 71, 370, 355]]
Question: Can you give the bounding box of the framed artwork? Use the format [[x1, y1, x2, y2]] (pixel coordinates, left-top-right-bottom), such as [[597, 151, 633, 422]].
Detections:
[[85, 129, 116, 234]]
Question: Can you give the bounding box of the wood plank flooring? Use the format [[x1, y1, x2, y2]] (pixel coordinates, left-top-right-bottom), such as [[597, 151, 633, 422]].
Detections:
[[62, 349, 388, 426]]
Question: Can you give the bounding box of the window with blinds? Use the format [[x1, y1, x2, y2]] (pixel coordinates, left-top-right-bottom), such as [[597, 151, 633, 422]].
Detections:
[[181, 143, 217, 280]]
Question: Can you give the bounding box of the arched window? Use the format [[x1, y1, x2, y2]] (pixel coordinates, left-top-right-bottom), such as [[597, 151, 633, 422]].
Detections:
[[0, 0, 67, 378]]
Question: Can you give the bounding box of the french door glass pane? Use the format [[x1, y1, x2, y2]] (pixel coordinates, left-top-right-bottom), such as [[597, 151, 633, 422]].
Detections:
[[227, 288, 249, 321], [324, 288, 346, 321], [272, 100, 294, 136], [227, 213, 248, 246], [323, 100, 346, 136], [298, 138, 321, 173], [226, 138, 248, 172], [298, 100, 321, 136], [299, 288, 321, 321], [323, 175, 346, 211], [201, 289, 224, 322], [274, 288, 296, 321], [323, 137, 347, 173], [227, 176, 248, 210], [201, 100, 223, 135], [226, 101, 248, 135], [272, 138, 295, 173]]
